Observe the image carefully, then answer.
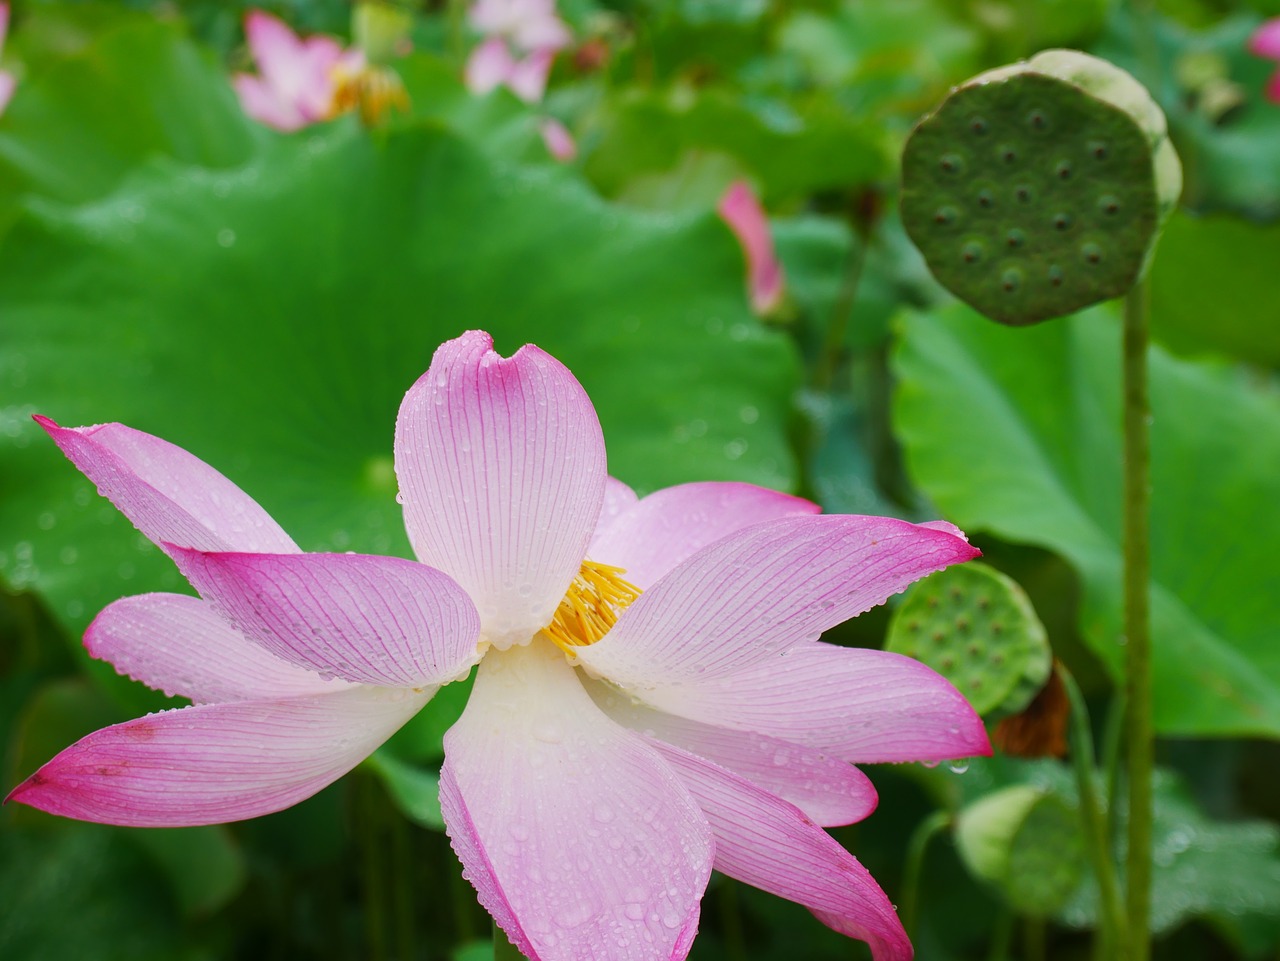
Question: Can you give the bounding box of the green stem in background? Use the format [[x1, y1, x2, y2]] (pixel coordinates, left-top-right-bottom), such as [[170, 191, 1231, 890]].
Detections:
[[1123, 278, 1153, 961], [716, 878, 748, 961], [1022, 916, 1047, 961], [359, 776, 391, 961], [813, 220, 869, 393], [1102, 690, 1128, 856], [899, 809, 951, 939], [1060, 665, 1127, 959], [984, 908, 1014, 961], [494, 920, 528, 961]]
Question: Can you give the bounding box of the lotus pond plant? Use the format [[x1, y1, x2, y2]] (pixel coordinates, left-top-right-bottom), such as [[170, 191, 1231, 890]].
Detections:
[[9, 331, 988, 961]]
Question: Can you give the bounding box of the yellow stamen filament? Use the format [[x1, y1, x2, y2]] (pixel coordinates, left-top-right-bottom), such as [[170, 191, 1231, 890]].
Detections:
[[544, 561, 641, 653], [328, 63, 409, 126]]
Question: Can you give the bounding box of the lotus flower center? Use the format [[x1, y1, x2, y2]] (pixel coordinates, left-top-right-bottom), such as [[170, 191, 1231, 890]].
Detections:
[[543, 561, 640, 653], [328, 63, 409, 126]]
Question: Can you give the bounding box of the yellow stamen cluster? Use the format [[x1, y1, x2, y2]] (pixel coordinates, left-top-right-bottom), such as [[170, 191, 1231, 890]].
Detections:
[[544, 561, 640, 653], [328, 63, 409, 127]]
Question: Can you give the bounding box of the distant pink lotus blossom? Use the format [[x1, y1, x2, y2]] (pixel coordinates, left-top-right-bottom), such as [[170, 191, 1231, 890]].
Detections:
[[719, 180, 785, 315], [232, 10, 365, 131], [0, 4, 16, 115], [539, 116, 577, 160], [9, 331, 988, 961], [464, 36, 555, 104], [469, 0, 571, 53], [1250, 18, 1280, 102]]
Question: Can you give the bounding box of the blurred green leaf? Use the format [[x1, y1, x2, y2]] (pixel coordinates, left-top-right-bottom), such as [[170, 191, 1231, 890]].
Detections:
[[0, 16, 263, 216], [0, 824, 216, 961], [1059, 771, 1280, 941], [0, 122, 799, 711], [893, 303, 1280, 737], [365, 752, 444, 830], [584, 88, 889, 206], [1149, 211, 1280, 365], [130, 827, 247, 919], [1095, 10, 1280, 219]]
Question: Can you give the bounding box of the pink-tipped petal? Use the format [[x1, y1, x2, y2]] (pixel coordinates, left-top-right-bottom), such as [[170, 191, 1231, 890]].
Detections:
[[87, 593, 343, 703], [586, 678, 877, 827], [507, 48, 554, 103], [245, 10, 310, 97], [653, 743, 911, 961], [465, 37, 516, 95], [1249, 18, 1280, 60], [233, 72, 307, 131], [35, 417, 299, 555], [170, 549, 480, 688], [0, 71, 13, 115], [575, 514, 980, 685], [7, 686, 432, 827], [539, 117, 578, 162], [718, 181, 784, 314], [638, 642, 990, 765], [591, 476, 638, 542], [394, 331, 606, 649], [588, 481, 820, 590], [441, 641, 713, 961]]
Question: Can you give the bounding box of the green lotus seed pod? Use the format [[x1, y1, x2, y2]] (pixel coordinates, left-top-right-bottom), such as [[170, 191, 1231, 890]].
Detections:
[[901, 49, 1182, 325], [955, 786, 1085, 916], [885, 562, 1051, 718]]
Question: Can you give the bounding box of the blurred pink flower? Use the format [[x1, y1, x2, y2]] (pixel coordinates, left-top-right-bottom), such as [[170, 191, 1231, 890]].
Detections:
[[0, 4, 16, 115], [469, 0, 571, 53], [463, 0, 571, 137], [9, 331, 988, 961], [232, 10, 365, 131], [719, 180, 785, 315], [465, 36, 555, 103], [1250, 18, 1280, 102], [539, 116, 577, 160]]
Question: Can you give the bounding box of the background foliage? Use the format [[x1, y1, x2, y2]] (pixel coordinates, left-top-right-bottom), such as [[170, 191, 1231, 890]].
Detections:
[[2, 1, 1278, 959]]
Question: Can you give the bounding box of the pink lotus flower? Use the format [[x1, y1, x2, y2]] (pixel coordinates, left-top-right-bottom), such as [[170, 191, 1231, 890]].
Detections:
[[469, 0, 571, 53], [8, 331, 988, 961], [232, 10, 365, 131], [0, 4, 16, 115], [719, 180, 785, 315], [1250, 18, 1280, 103]]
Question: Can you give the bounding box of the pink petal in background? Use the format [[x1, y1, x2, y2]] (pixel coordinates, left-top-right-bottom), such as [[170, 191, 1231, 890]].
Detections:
[[718, 180, 785, 314]]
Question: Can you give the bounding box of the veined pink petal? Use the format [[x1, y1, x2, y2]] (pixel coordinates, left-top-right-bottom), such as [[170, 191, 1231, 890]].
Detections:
[[0, 71, 13, 115], [653, 743, 911, 961], [1249, 18, 1280, 60], [7, 686, 432, 827], [592, 476, 638, 543], [586, 678, 877, 827], [394, 331, 606, 649], [575, 514, 979, 684], [465, 37, 516, 95], [170, 549, 481, 688], [539, 117, 578, 162], [440, 641, 713, 961], [87, 593, 344, 703], [34, 416, 299, 555], [636, 642, 990, 764], [588, 481, 820, 591], [718, 181, 784, 315], [233, 72, 308, 131], [507, 48, 554, 103]]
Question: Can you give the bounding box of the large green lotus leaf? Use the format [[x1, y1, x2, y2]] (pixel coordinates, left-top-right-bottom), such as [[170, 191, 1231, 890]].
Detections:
[[1149, 211, 1280, 366], [0, 16, 262, 215], [583, 88, 889, 206], [893, 304, 1280, 737], [0, 123, 799, 708]]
